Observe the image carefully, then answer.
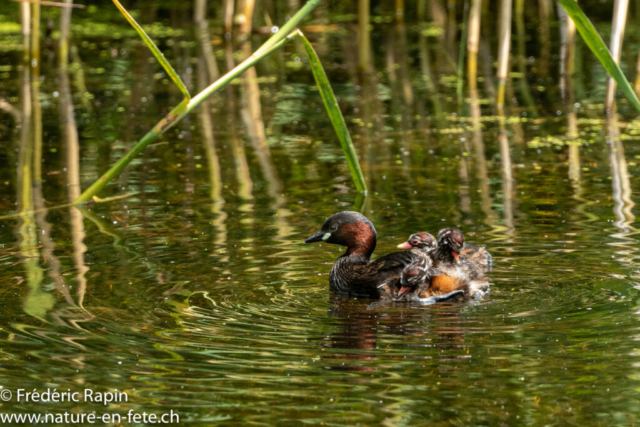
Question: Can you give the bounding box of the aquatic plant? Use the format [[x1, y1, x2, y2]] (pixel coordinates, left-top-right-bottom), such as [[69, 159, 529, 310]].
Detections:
[[75, 0, 366, 203]]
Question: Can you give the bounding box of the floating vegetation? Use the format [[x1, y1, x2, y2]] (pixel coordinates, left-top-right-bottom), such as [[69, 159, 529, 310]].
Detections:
[[421, 23, 445, 37], [0, 21, 20, 33], [527, 135, 590, 149]]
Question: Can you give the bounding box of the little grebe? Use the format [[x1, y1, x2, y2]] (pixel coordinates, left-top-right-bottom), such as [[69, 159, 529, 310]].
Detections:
[[396, 232, 437, 253], [431, 228, 484, 280], [304, 211, 417, 298], [395, 263, 466, 303], [432, 227, 492, 273], [398, 228, 490, 300]]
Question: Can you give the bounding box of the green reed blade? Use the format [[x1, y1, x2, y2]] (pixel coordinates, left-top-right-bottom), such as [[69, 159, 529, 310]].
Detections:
[[298, 31, 367, 193], [112, 0, 191, 100], [557, 0, 640, 113]]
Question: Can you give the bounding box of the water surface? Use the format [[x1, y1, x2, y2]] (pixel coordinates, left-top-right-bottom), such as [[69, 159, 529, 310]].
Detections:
[[1, 1, 640, 425]]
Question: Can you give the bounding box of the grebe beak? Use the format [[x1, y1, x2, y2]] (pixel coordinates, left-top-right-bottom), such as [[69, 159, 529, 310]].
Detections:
[[305, 230, 328, 243]]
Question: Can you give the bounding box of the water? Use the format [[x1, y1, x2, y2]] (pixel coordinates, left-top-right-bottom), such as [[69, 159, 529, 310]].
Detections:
[[1, 1, 640, 425]]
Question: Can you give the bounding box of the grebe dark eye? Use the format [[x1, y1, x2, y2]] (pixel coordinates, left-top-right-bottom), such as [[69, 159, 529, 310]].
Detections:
[[330, 225, 338, 232], [411, 240, 419, 245]]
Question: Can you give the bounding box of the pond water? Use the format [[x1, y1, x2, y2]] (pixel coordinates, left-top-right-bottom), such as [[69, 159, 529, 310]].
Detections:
[[1, 1, 640, 425]]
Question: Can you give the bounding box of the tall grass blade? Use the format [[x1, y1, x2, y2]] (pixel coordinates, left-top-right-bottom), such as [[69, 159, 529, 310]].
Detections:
[[557, 0, 640, 113], [112, 0, 191, 100], [298, 31, 367, 193]]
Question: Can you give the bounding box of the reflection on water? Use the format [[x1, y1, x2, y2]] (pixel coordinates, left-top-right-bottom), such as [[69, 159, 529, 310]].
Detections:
[[2, 1, 640, 424]]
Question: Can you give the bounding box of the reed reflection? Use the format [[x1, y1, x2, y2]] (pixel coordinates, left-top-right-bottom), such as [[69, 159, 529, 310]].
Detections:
[[34, 101, 66, 308], [16, 51, 54, 321], [58, 0, 73, 67], [223, 0, 234, 35], [358, 0, 371, 73], [498, 123, 514, 231], [224, 38, 254, 205], [385, 22, 413, 178], [394, 20, 414, 108], [558, 3, 576, 103], [563, 77, 580, 187], [514, 0, 536, 115], [458, 138, 472, 221], [417, 1, 445, 126], [605, 0, 629, 112], [346, 19, 379, 212], [467, 0, 481, 94], [355, 68, 379, 195], [121, 31, 152, 191], [496, 0, 511, 112], [21, 1, 30, 62], [446, 0, 458, 60], [468, 77, 496, 226], [60, 61, 89, 310], [238, 0, 256, 37], [238, 3, 295, 244], [239, 43, 284, 203], [478, 37, 495, 99], [538, 0, 552, 79], [30, 1, 40, 75], [607, 111, 635, 231], [196, 0, 228, 261], [496, 48, 515, 235]]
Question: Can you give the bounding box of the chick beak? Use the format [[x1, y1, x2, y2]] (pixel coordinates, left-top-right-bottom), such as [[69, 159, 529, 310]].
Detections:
[[397, 241, 413, 250], [397, 286, 413, 297]]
